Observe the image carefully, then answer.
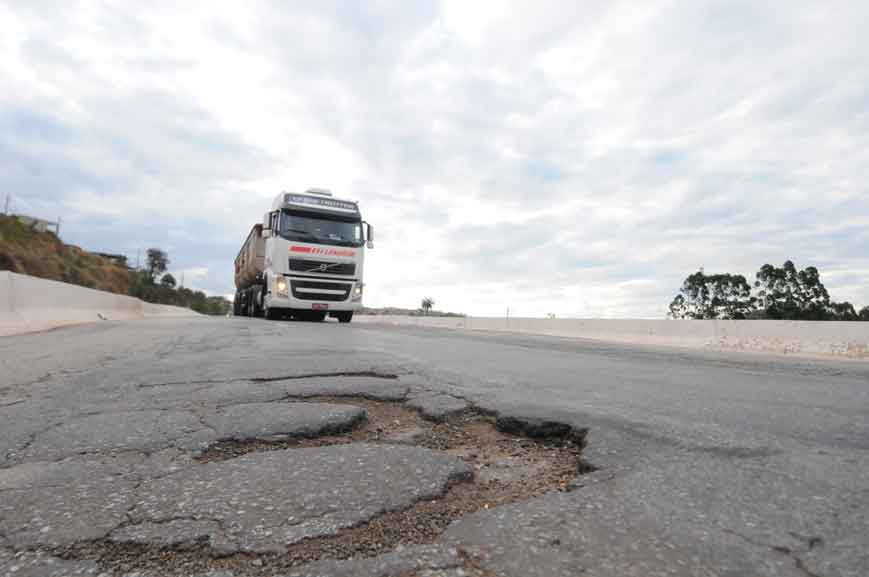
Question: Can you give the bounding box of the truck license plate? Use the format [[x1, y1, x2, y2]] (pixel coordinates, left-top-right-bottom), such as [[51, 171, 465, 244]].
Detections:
[[312, 303, 329, 310]]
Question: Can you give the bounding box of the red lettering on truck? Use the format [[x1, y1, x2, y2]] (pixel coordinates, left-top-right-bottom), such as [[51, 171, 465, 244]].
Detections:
[[290, 246, 356, 257]]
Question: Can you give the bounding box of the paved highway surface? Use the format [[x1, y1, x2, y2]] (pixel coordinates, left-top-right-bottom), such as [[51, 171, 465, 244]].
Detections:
[[1, 317, 867, 577]]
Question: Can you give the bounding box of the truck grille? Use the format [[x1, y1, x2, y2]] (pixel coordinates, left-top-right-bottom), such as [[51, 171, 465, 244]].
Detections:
[[289, 258, 356, 276], [291, 280, 352, 302]]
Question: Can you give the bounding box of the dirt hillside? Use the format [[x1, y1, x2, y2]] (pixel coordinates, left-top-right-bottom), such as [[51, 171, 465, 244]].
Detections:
[[0, 214, 132, 294]]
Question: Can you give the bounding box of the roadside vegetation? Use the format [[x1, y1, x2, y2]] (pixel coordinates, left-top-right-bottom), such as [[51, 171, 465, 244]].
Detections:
[[0, 214, 230, 316], [420, 296, 435, 315], [359, 305, 465, 318], [359, 294, 466, 318], [130, 248, 231, 316], [669, 260, 869, 321]]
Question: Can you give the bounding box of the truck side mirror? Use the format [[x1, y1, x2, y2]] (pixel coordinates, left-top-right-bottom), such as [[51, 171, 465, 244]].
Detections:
[[262, 212, 273, 238], [366, 223, 374, 249]]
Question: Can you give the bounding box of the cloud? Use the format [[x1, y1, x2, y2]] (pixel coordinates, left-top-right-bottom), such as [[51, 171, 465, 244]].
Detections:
[[2, 0, 868, 317]]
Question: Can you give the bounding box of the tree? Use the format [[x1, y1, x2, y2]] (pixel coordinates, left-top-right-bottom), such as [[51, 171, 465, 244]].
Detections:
[[668, 294, 689, 319], [421, 297, 434, 316], [146, 248, 169, 283], [670, 261, 867, 321], [668, 270, 754, 319], [160, 273, 177, 289], [754, 261, 830, 320], [829, 301, 858, 321]]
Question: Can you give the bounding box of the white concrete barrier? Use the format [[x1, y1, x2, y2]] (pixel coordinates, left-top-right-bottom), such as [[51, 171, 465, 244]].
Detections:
[[0, 271, 198, 336], [355, 315, 869, 360]]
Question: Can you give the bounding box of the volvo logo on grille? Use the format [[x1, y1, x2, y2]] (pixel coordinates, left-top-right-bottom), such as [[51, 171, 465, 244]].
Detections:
[[291, 259, 355, 275]]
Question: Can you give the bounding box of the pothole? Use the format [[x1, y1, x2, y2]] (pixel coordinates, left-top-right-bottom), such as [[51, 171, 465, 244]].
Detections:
[[51, 396, 593, 577], [196, 397, 416, 462]]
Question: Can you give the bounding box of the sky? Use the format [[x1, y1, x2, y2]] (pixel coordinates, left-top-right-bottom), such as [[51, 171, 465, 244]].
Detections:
[[1, 1, 867, 318]]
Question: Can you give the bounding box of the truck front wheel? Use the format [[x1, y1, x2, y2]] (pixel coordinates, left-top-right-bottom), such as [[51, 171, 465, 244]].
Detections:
[[336, 312, 353, 323], [251, 286, 264, 318]]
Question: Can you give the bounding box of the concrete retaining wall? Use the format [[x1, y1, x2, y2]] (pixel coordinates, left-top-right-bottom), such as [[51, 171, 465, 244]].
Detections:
[[355, 315, 869, 360], [0, 271, 198, 336]]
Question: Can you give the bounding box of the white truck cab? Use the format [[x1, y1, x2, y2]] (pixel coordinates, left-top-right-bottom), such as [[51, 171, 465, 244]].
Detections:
[[234, 189, 373, 322]]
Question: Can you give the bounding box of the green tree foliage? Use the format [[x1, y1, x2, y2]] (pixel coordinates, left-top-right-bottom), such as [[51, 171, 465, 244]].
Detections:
[[146, 248, 169, 282], [829, 301, 858, 321], [754, 261, 831, 320], [130, 273, 230, 316], [670, 260, 867, 320], [668, 270, 754, 319], [130, 250, 230, 316], [420, 297, 434, 316]]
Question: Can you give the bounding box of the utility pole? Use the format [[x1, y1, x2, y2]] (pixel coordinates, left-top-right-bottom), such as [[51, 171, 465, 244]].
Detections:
[[55, 216, 61, 238], [3, 193, 9, 215], [180, 271, 185, 288], [136, 249, 140, 271]]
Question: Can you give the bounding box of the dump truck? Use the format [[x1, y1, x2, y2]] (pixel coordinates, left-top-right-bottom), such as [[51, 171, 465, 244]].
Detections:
[[234, 189, 373, 322]]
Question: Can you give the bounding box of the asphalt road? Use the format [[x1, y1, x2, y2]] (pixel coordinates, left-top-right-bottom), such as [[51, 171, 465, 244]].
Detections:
[[1, 317, 867, 577]]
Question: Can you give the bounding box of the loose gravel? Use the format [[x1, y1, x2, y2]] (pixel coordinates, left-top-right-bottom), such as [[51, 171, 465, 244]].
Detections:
[[49, 397, 591, 576]]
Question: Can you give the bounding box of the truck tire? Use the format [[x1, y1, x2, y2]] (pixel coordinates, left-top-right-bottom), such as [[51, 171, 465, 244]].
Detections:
[[236, 291, 245, 316], [264, 306, 280, 320], [252, 286, 264, 318], [336, 312, 353, 323]]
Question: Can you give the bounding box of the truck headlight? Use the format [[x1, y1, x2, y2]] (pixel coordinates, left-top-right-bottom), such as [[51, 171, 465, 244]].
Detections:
[[352, 283, 363, 300], [275, 278, 288, 297]]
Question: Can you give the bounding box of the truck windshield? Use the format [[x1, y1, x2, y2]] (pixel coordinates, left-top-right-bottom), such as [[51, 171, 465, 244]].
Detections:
[[279, 210, 363, 247]]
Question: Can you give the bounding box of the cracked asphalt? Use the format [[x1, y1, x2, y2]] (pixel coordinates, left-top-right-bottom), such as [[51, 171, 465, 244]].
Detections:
[[1, 317, 868, 576]]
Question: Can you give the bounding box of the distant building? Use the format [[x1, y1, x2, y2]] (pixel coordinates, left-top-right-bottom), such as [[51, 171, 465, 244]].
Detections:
[[94, 252, 130, 268], [13, 214, 60, 235]]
